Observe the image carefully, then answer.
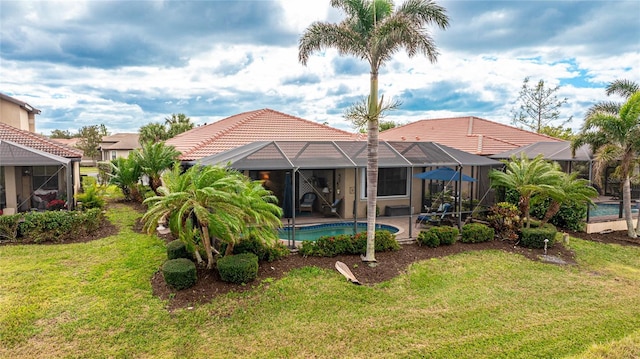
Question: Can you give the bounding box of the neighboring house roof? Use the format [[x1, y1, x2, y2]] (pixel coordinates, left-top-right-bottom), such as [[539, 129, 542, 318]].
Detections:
[[166, 108, 359, 161], [0, 122, 83, 159], [491, 141, 593, 162], [100, 133, 140, 150], [0, 93, 41, 115], [52, 138, 81, 147], [379, 116, 563, 156]]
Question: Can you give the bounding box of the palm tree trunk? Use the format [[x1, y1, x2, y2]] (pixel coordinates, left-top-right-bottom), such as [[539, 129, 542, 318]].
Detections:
[[519, 196, 531, 228], [201, 225, 215, 269], [225, 242, 234, 256], [541, 201, 561, 225], [363, 69, 379, 263], [622, 177, 637, 238]]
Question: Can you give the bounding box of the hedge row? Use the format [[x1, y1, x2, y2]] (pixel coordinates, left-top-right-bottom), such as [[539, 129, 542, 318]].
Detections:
[[0, 208, 104, 243], [299, 230, 400, 257]]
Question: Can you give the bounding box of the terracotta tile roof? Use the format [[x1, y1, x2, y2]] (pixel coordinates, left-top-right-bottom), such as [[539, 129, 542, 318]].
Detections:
[[379, 116, 563, 156], [167, 108, 360, 161], [0, 122, 83, 159], [100, 133, 140, 150]]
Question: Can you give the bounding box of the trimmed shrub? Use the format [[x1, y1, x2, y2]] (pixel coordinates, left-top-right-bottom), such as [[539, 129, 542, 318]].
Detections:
[[353, 230, 400, 253], [417, 229, 439, 248], [520, 223, 557, 249], [225, 235, 290, 262], [300, 230, 399, 257], [162, 258, 197, 290], [433, 226, 459, 245], [17, 208, 104, 243], [217, 253, 259, 284], [461, 223, 494, 243], [167, 240, 190, 260]]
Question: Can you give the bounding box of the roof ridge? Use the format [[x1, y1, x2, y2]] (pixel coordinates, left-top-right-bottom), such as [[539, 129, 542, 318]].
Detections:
[[467, 116, 562, 140], [261, 108, 356, 136], [176, 109, 267, 159], [0, 122, 83, 157]]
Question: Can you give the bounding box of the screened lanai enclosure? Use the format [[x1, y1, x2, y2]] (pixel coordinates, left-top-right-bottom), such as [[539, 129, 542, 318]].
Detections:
[[195, 140, 502, 244], [0, 140, 78, 213]]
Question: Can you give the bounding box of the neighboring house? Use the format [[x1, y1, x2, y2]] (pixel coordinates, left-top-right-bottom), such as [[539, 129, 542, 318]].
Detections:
[[1, 122, 83, 213], [99, 133, 141, 161], [0, 93, 40, 132], [379, 116, 563, 156]]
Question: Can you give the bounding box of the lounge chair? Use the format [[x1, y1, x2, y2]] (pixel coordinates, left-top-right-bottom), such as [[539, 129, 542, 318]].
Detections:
[[416, 202, 452, 227], [322, 198, 343, 217], [299, 192, 317, 213]]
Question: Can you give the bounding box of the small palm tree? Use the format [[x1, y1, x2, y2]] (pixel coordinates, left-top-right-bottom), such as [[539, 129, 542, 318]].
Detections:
[[135, 141, 180, 195], [109, 153, 142, 201], [539, 171, 599, 226], [299, 0, 449, 262], [143, 164, 283, 269], [489, 154, 563, 228]]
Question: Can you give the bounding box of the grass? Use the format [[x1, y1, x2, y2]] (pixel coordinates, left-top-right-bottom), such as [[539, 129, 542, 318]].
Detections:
[[79, 166, 98, 175], [1, 204, 639, 358]]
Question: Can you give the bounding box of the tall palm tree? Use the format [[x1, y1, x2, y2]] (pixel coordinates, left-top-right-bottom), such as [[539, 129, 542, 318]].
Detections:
[[165, 113, 194, 138], [539, 170, 598, 226], [135, 141, 180, 195], [299, 0, 449, 262], [489, 154, 563, 228], [138, 122, 168, 145], [572, 91, 640, 237]]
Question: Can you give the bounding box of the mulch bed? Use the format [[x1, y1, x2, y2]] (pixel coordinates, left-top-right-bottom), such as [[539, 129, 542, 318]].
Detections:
[[4, 202, 638, 311]]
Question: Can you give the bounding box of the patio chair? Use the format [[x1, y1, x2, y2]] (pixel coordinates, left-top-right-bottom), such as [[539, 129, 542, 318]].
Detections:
[[299, 192, 317, 213], [415, 202, 452, 227], [322, 198, 343, 217]]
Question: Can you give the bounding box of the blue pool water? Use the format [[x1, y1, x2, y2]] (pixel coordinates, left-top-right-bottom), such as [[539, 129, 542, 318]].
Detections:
[[278, 222, 400, 241], [590, 203, 639, 217]]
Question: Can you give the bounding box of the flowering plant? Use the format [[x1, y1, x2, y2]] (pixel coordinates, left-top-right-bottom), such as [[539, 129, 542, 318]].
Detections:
[[47, 199, 67, 210]]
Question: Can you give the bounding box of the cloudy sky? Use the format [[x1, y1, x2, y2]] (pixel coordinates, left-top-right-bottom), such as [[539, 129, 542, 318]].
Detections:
[[1, 0, 638, 136]]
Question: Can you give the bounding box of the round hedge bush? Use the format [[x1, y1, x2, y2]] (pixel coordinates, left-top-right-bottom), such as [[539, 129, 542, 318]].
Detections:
[[461, 223, 494, 243], [417, 230, 440, 248], [166, 239, 190, 260], [217, 252, 259, 284], [162, 258, 197, 290]]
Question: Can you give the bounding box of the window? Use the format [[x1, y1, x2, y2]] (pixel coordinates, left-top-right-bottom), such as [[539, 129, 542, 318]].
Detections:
[[362, 167, 408, 198], [32, 166, 59, 190], [111, 150, 117, 160]]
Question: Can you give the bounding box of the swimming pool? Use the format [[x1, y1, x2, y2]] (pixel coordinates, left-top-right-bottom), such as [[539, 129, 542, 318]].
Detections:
[[590, 203, 639, 217], [278, 222, 400, 242]]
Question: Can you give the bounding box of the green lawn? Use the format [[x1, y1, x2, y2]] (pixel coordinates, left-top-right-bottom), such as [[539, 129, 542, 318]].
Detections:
[[1, 204, 639, 358]]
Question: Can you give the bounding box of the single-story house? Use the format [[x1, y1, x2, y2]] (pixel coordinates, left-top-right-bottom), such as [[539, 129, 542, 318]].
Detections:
[[99, 133, 141, 161]]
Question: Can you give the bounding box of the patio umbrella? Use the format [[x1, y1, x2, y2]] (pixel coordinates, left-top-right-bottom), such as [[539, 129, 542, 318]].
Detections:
[[283, 171, 293, 218], [414, 167, 476, 182]]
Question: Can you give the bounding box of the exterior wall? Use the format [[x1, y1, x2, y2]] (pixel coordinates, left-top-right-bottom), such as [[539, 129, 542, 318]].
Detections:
[[2, 167, 18, 213], [102, 149, 133, 161], [0, 98, 32, 131]]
